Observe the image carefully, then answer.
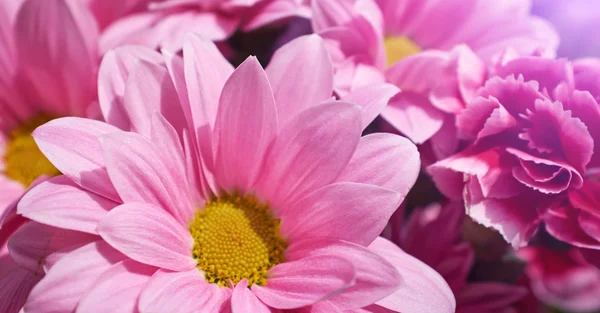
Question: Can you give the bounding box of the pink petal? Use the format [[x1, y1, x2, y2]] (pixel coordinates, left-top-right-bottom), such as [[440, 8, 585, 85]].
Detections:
[[251, 254, 356, 309], [368, 237, 456, 313], [97, 202, 195, 272], [254, 101, 361, 211], [213, 57, 277, 192], [475, 75, 545, 118], [76, 259, 155, 313], [138, 269, 224, 313], [282, 182, 401, 246], [337, 133, 420, 195], [0, 260, 41, 313], [580, 212, 600, 242], [8, 222, 97, 273], [381, 92, 445, 144], [457, 282, 527, 312], [544, 205, 600, 249], [456, 96, 516, 141], [266, 34, 334, 125], [311, 0, 354, 31], [123, 59, 187, 137], [231, 280, 271, 313], [24, 241, 125, 313], [14, 0, 97, 116], [32, 117, 121, 201], [100, 132, 193, 224], [285, 238, 401, 310], [341, 83, 400, 130], [98, 46, 164, 130], [18, 176, 117, 234]]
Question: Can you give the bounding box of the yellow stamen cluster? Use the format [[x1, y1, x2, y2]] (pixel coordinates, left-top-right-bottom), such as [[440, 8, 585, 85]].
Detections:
[[384, 36, 422, 67], [3, 114, 60, 186], [190, 194, 287, 288]]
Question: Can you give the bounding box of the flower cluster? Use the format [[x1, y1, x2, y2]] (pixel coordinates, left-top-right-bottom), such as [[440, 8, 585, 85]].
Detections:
[[1, 0, 600, 313]]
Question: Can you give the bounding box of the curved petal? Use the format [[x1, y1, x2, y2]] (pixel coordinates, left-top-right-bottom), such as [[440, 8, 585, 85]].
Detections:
[[213, 57, 277, 192], [0, 258, 41, 313], [368, 237, 456, 313], [98, 46, 164, 130], [337, 133, 419, 195], [285, 238, 402, 310], [24, 241, 125, 313], [18, 176, 117, 234], [138, 269, 224, 313], [231, 280, 270, 313], [32, 117, 122, 201], [282, 182, 401, 246], [97, 202, 195, 272], [100, 131, 193, 223], [251, 254, 356, 309], [266, 34, 333, 125], [254, 101, 362, 211], [341, 83, 400, 130], [76, 259, 155, 313], [14, 0, 97, 116]]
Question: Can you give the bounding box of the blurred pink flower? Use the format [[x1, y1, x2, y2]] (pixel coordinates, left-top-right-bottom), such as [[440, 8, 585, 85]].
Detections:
[[532, 0, 600, 59], [385, 202, 527, 313], [312, 0, 558, 160], [15, 34, 454, 312], [519, 246, 600, 312], [429, 55, 600, 254], [0, 0, 103, 310], [93, 0, 311, 53]]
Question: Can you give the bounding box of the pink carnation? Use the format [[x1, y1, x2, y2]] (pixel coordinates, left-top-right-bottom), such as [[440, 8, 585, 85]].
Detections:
[[312, 0, 558, 160], [386, 202, 528, 313], [15, 34, 455, 313], [519, 246, 600, 312], [429, 55, 600, 253]]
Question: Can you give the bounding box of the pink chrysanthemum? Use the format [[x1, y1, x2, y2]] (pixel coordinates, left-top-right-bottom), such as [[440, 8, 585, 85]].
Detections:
[[94, 0, 311, 53], [311, 0, 558, 160], [16, 34, 455, 312]]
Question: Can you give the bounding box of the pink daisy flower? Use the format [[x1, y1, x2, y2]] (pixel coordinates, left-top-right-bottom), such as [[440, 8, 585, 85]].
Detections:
[[385, 202, 528, 313], [17, 34, 454, 312], [311, 0, 558, 160], [97, 0, 311, 54]]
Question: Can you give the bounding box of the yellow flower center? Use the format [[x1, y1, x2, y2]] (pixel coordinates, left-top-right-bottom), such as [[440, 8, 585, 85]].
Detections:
[[3, 114, 60, 187], [190, 194, 287, 288], [384, 36, 421, 67]]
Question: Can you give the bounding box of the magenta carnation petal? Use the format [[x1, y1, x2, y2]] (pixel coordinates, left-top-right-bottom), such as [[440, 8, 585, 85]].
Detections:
[[456, 96, 516, 141], [341, 84, 400, 130], [213, 57, 277, 192], [456, 282, 527, 312], [337, 133, 420, 195], [24, 241, 125, 313], [100, 132, 193, 223], [282, 182, 401, 246], [251, 254, 356, 309], [138, 270, 224, 313], [581, 248, 600, 268], [7, 222, 96, 273], [475, 75, 545, 118], [544, 206, 600, 249], [98, 46, 164, 131], [76, 259, 155, 313], [266, 34, 334, 125], [285, 238, 401, 310], [18, 176, 116, 234], [580, 212, 600, 242], [97, 202, 195, 272], [14, 0, 97, 116], [368, 237, 456, 313], [497, 57, 574, 94], [32, 117, 122, 201], [231, 279, 271, 313], [382, 93, 445, 144], [0, 256, 40, 313], [254, 101, 361, 211], [123, 60, 187, 137]]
